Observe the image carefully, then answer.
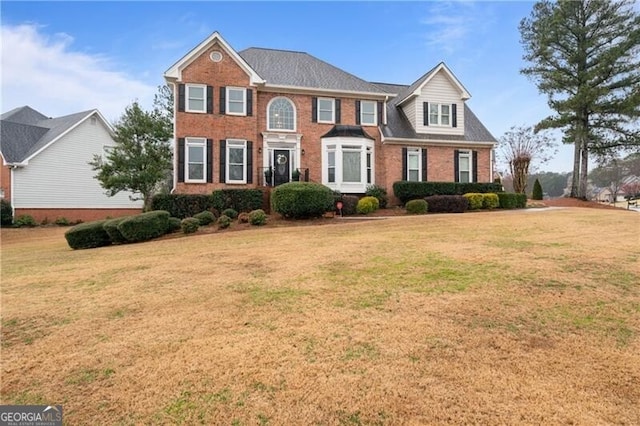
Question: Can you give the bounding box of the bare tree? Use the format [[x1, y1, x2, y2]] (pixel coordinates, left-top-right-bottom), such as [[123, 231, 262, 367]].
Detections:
[[499, 126, 556, 194]]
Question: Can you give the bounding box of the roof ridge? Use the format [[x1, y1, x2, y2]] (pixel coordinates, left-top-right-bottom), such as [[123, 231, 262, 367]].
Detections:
[[241, 46, 308, 55]]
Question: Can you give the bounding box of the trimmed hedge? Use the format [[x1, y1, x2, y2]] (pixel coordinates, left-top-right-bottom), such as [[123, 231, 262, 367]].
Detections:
[[248, 209, 267, 226], [151, 194, 214, 219], [498, 192, 527, 209], [1, 199, 13, 226], [212, 189, 264, 213], [194, 210, 215, 226], [181, 217, 200, 234], [117, 210, 171, 243], [365, 184, 388, 209], [221, 208, 238, 219], [393, 181, 503, 204], [65, 220, 111, 250], [405, 199, 428, 214], [483, 193, 500, 209], [356, 196, 379, 215], [271, 182, 334, 219], [103, 216, 130, 244], [424, 195, 469, 213], [167, 217, 182, 232], [463, 193, 484, 210], [217, 215, 232, 229]]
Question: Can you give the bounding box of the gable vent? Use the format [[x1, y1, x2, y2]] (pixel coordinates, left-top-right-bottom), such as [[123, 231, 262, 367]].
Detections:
[[210, 51, 223, 63]]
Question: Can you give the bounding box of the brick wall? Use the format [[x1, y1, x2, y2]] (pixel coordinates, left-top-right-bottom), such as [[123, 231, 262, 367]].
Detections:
[[1, 161, 11, 201]]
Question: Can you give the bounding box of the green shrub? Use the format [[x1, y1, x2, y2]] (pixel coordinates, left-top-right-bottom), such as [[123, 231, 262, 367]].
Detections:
[[0, 199, 12, 226], [54, 217, 70, 226], [532, 179, 543, 200], [103, 216, 129, 244], [65, 220, 111, 249], [222, 208, 238, 219], [217, 215, 232, 229], [238, 212, 250, 223], [248, 209, 267, 226], [150, 194, 213, 219], [117, 210, 171, 243], [336, 195, 359, 216], [356, 196, 379, 214], [482, 193, 500, 209], [405, 199, 428, 214], [167, 217, 182, 232], [424, 195, 468, 213], [211, 189, 264, 213], [194, 210, 215, 226], [498, 193, 527, 209], [463, 193, 484, 210], [181, 217, 200, 234], [393, 181, 503, 204], [365, 184, 388, 209], [14, 214, 37, 227], [271, 182, 334, 219]]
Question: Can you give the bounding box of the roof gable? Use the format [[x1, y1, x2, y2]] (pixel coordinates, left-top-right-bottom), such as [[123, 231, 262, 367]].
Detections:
[[1, 106, 49, 125], [396, 63, 471, 106], [164, 31, 264, 85]]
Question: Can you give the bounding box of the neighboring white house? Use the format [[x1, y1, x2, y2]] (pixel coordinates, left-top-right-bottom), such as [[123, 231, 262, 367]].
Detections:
[[0, 106, 143, 223]]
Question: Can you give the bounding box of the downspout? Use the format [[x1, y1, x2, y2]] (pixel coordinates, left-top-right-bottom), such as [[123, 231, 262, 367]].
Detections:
[[170, 81, 178, 194], [9, 165, 16, 218]]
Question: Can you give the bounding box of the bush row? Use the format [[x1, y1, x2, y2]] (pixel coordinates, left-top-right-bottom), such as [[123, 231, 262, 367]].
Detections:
[[151, 189, 264, 219], [393, 181, 503, 204], [463, 193, 500, 210], [497, 192, 527, 209]]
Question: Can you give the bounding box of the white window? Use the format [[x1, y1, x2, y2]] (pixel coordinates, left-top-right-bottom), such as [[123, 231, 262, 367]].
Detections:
[[429, 103, 451, 126], [407, 148, 421, 182], [360, 101, 377, 126], [318, 98, 335, 123], [226, 87, 246, 115], [226, 139, 247, 183], [458, 150, 471, 183], [322, 138, 374, 193], [268, 97, 295, 131], [186, 137, 206, 182], [186, 84, 206, 113]]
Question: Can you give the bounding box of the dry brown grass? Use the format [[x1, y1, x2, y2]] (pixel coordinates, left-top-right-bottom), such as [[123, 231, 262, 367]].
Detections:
[[1, 208, 639, 425]]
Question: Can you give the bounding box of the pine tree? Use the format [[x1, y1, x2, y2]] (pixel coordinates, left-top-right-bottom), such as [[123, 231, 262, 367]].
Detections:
[[532, 178, 544, 200], [519, 0, 640, 199]]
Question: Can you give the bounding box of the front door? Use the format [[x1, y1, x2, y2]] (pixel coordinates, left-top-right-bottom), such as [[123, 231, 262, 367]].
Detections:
[[273, 150, 290, 186]]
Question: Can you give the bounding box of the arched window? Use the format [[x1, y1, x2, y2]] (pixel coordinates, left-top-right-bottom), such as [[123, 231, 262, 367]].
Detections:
[[268, 97, 295, 131]]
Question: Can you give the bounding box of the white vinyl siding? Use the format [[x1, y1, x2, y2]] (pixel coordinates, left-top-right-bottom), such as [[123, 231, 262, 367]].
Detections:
[[414, 70, 464, 135], [12, 117, 143, 209], [404, 98, 417, 129]]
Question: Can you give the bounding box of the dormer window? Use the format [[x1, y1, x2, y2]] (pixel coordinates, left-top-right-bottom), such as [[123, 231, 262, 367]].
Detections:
[[429, 103, 450, 126]]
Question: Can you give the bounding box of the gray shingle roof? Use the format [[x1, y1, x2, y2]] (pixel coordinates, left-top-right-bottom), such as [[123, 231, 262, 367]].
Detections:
[[239, 48, 386, 95], [1, 106, 95, 163]]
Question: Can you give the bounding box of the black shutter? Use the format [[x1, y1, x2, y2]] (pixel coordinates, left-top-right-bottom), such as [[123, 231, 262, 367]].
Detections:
[[219, 87, 226, 114], [246, 89, 253, 116], [177, 138, 185, 182], [423, 102, 429, 126], [402, 147, 408, 180], [246, 141, 253, 183], [335, 99, 341, 124], [422, 149, 428, 182], [207, 86, 213, 114], [377, 101, 383, 125], [355, 100, 361, 125], [206, 139, 213, 183], [311, 97, 317, 122], [178, 84, 185, 112], [452, 103, 457, 128], [472, 150, 478, 183], [219, 140, 226, 183], [454, 150, 460, 183]]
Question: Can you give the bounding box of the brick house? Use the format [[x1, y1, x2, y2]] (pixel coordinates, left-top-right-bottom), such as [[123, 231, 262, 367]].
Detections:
[[164, 32, 497, 204], [0, 106, 143, 223]]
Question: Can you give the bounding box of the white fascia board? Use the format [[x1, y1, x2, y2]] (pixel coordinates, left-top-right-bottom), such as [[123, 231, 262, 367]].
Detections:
[[260, 84, 389, 99], [381, 136, 495, 148], [23, 110, 107, 164], [397, 63, 472, 106], [164, 31, 265, 85]]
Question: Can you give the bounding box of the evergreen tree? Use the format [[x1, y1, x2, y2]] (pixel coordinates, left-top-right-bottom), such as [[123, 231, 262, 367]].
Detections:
[[532, 178, 544, 200], [520, 0, 640, 199], [90, 100, 173, 211]]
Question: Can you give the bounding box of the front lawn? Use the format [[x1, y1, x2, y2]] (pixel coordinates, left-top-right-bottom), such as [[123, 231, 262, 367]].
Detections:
[[1, 208, 639, 424]]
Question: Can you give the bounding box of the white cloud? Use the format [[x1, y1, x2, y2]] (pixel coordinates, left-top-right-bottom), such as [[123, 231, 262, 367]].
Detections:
[[0, 24, 156, 122]]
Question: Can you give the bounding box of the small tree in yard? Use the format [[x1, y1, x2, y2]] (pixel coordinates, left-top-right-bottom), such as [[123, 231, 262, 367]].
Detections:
[[90, 99, 172, 211], [532, 178, 544, 200], [499, 125, 555, 194]]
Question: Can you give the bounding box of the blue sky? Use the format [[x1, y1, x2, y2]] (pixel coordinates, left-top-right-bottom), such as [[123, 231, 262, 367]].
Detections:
[[1, 1, 575, 173]]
